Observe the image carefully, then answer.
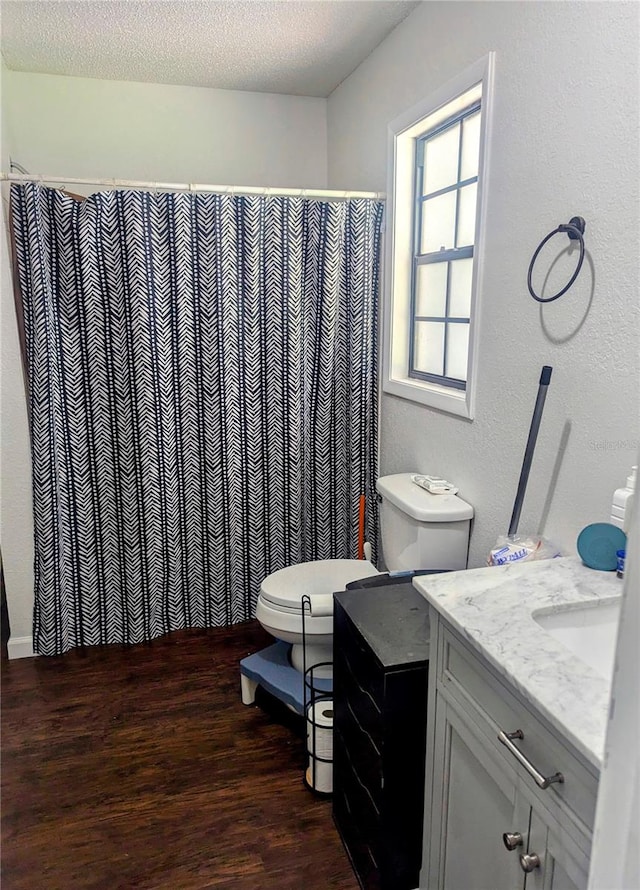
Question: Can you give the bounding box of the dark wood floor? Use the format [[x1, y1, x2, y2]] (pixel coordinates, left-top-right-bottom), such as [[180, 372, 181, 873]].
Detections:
[[1, 622, 359, 890]]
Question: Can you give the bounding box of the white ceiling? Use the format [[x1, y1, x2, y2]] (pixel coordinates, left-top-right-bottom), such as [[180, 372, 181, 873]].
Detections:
[[0, 0, 420, 98]]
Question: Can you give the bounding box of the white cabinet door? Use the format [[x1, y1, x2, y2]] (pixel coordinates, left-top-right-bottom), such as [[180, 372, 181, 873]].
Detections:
[[524, 809, 588, 890], [545, 859, 586, 890], [427, 697, 529, 890]]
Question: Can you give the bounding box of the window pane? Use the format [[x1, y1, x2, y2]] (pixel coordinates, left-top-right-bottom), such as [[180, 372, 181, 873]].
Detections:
[[446, 323, 470, 382], [460, 111, 481, 180], [414, 321, 444, 376], [449, 258, 473, 318], [415, 262, 448, 317], [456, 182, 477, 247], [423, 123, 460, 195], [421, 191, 456, 253]]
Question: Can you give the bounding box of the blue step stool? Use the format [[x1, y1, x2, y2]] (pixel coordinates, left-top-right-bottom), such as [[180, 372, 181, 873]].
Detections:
[[240, 641, 332, 716]]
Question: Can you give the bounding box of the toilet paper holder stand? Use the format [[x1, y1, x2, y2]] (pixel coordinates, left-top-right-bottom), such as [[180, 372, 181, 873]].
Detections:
[[302, 595, 334, 796]]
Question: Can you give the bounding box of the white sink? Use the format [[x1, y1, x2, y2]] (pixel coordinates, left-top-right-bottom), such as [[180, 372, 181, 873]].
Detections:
[[533, 598, 621, 680]]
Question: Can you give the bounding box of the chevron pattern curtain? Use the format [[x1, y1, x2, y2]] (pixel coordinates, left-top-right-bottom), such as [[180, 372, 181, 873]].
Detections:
[[11, 183, 383, 656]]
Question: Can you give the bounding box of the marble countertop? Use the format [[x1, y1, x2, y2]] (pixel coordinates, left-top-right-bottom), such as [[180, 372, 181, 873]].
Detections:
[[413, 557, 622, 770]]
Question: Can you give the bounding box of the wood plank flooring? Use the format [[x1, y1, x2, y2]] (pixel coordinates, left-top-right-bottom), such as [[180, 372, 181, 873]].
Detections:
[[1, 622, 359, 890]]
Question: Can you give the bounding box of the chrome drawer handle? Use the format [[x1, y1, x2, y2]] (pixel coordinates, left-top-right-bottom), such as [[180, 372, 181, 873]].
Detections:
[[497, 729, 564, 789], [519, 852, 541, 873], [502, 831, 523, 851]]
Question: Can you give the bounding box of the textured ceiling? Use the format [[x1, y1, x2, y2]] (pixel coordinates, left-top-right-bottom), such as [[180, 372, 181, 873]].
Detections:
[[0, 0, 420, 98]]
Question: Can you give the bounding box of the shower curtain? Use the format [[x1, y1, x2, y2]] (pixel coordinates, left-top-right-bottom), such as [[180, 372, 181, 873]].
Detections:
[[11, 183, 383, 656]]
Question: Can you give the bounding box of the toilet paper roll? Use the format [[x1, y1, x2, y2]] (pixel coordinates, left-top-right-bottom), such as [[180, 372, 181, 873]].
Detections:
[[306, 700, 333, 793], [309, 594, 334, 616], [306, 701, 334, 756], [306, 761, 332, 794]]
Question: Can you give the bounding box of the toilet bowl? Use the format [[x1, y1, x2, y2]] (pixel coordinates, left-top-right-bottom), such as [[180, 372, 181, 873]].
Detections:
[[255, 558, 381, 678], [253, 473, 474, 681]]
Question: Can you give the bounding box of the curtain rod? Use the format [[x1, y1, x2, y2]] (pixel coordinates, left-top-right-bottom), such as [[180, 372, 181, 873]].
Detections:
[[0, 172, 385, 201]]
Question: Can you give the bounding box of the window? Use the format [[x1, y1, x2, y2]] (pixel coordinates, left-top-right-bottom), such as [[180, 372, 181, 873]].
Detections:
[[411, 101, 480, 389], [383, 54, 494, 419]]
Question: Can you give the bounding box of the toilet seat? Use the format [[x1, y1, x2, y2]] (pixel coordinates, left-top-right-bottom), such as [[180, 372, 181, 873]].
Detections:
[[259, 558, 380, 614]]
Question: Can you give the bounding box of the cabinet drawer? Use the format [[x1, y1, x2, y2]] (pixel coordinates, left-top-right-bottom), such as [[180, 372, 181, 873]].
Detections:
[[337, 690, 383, 807], [334, 725, 382, 841], [334, 786, 381, 890], [440, 625, 598, 836], [335, 605, 384, 705], [334, 646, 383, 744]]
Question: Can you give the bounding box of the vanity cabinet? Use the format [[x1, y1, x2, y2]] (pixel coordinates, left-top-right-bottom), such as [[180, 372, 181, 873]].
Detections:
[[422, 614, 598, 890], [332, 584, 431, 890]]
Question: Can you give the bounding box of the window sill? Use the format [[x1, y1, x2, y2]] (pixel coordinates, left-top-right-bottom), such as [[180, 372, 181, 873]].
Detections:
[[382, 374, 474, 419]]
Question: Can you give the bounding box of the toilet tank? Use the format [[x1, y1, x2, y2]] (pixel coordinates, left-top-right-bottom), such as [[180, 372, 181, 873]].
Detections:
[[376, 473, 473, 572]]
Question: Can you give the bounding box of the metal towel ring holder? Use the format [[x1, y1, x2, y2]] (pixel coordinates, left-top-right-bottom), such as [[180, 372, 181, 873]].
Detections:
[[527, 216, 586, 303]]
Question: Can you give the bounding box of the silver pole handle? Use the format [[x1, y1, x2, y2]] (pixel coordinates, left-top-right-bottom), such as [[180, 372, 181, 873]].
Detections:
[[497, 729, 564, 789]]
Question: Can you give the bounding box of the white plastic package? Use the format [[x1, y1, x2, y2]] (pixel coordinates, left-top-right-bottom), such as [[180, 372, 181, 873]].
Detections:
[[488, 535, 562, 566]]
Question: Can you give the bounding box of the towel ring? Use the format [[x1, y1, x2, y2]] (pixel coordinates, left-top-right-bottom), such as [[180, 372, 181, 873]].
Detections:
[[527, 216, 586, 303]]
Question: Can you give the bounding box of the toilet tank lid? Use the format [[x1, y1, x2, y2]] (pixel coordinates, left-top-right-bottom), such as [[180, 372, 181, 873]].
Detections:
[[376, 474, 474, 522]]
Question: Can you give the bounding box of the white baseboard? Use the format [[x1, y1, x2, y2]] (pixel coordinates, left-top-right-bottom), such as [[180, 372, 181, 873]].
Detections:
[[7, 635, 36, 659]]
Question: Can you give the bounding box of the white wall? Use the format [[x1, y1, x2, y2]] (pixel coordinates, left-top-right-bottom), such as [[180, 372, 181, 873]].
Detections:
[[1, 60, 36, 655], [328, 0, 640, 567], [0, 67, 327, 651], [4, 69, 327, 186]]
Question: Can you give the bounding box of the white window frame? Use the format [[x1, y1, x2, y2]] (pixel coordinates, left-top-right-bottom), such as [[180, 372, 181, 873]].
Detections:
[[382, 53, 495, 420]]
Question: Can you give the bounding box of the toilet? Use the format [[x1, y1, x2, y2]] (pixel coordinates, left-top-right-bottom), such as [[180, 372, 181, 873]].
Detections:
[[255, 558, 381, 677], [254, 473, 474, 680]]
